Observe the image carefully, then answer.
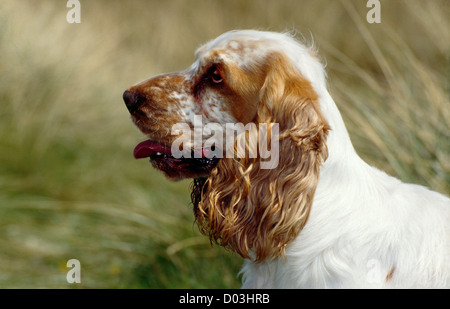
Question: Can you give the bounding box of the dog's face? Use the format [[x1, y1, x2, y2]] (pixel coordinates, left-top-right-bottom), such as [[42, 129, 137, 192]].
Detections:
[[123, 34, 268, 179], [123, 30, 330, 261]]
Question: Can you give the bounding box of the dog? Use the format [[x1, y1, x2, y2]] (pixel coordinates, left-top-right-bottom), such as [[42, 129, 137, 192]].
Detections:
[[123, 30, 449, 288]]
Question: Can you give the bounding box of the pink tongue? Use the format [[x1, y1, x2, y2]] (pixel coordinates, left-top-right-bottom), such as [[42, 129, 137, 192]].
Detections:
[[133, 140, 172, 159]]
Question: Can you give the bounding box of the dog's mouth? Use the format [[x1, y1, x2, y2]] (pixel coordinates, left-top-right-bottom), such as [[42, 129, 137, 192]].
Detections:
[[133, 140, 219, 179]]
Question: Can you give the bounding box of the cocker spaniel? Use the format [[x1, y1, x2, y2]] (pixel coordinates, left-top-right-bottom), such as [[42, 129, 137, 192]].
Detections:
[[123, 30, 449, 288]]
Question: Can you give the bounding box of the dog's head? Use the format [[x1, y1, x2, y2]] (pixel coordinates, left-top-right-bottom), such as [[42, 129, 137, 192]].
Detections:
[[123, 30, 329, 262]]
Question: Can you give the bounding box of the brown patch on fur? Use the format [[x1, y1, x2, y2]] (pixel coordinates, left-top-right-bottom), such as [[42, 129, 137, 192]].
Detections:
[[200, 49, 266, 124], [194, 52, 330, 263], [386, 266, 395, 282], [126, 73, 188, 145], [225, 61, 266, 124]]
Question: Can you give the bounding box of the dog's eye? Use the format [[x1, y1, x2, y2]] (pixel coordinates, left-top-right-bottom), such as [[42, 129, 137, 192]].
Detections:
[[211, 70, 223, 84]]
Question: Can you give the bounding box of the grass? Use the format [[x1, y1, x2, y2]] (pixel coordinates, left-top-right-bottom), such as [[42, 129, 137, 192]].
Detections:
[[0, 0, 448, 288]]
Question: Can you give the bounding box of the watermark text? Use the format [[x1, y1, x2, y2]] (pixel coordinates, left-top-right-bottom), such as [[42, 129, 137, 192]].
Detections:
[[66, 0, 81, 24], [66, 259, 81, 284], [366, 0, 381, 24], [171, 115, 280, 169]]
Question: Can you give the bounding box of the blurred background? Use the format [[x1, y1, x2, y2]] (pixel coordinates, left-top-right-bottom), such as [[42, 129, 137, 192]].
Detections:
[[0, 0, 448, 288]]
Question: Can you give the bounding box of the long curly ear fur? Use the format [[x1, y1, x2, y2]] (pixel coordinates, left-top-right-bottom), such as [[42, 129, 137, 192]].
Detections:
[[193, 52, 330, 263]]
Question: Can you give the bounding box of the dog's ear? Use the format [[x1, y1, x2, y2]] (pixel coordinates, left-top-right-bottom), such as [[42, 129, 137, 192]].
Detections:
[[194, 52, 329, 263]]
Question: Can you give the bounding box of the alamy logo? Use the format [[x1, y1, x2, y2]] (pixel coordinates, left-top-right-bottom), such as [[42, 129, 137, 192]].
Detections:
[[66, 0, 81, 24], [171, 115, 280, 169], [366, 0, 381, 24], [66, 259, 81, 284]]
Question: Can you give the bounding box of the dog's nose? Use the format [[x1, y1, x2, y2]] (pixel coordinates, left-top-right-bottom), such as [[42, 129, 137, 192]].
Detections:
[[123, 90, 143, 113]]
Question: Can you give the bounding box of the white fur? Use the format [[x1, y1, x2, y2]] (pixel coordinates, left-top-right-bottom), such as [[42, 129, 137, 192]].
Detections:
[[203, 30, 450, 288]]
